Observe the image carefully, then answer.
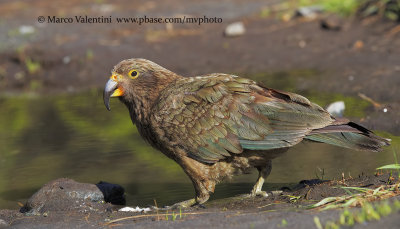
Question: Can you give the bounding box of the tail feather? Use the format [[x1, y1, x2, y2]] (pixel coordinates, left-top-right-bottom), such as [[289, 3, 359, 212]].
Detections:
[[305, 122, 390, 152]]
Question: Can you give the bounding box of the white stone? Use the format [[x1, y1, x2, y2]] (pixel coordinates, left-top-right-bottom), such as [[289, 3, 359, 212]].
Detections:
[[224, 22, 245, 37], [326, 101, 345, 117], [296, 5, 324, 19], [62, 56, 71, 64], [19, 25, 35, 35]]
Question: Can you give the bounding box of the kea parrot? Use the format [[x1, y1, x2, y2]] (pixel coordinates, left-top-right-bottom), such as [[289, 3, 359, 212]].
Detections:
[[103, 58, 390, 208]]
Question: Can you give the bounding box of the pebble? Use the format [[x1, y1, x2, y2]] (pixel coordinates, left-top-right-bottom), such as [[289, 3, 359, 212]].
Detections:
[[326, 101, 345, 117], [224, 22, 245, 37], [296, 5, 323, 19], [353, 40, 364, 50], [19, 25, 35, 35], [299, 40, 306, 48], [62, 56, 71, 64]]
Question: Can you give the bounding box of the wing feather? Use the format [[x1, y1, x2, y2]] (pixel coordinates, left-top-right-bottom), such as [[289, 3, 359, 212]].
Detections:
[[153, 74, 334, 163]]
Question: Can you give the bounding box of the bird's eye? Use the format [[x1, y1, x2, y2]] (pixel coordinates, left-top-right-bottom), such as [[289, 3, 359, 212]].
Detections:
[[128, 69, 139, 79]]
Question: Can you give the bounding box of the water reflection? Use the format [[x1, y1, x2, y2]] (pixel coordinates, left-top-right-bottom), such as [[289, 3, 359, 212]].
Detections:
[[0, 86, 398, 209]]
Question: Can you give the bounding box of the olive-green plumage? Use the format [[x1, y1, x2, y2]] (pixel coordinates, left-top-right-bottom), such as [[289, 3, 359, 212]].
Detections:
[[104, 58, 390, 207]]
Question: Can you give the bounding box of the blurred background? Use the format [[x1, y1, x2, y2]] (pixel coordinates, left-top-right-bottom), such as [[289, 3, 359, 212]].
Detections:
[[0, 0, 399, 210]]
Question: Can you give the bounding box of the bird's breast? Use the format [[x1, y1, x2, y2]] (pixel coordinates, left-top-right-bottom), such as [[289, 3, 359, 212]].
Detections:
[[135, 121, 181, 160]]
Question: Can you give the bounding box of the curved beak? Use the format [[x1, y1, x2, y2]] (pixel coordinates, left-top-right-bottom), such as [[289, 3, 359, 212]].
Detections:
[[103, 77, 124, 111]]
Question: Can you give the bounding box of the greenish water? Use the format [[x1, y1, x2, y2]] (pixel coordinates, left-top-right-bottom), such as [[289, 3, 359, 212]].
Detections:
[[0, 79, 398, 210]]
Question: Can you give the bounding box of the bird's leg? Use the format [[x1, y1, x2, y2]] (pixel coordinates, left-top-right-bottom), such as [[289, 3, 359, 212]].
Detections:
[[155, 179, 213, 210], [250, 160, 272, 197], [155, 157, 215, 210]]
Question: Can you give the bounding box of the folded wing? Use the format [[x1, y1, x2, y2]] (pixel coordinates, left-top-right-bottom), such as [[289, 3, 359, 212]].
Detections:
[[154, 74, 378, 164]]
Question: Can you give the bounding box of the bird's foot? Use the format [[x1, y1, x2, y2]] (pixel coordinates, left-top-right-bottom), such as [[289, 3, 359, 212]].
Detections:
[[250, 190, 269, 198], [243, 190, 283, 198], [152, 198, 197, 211], [240, 191, 268, 198]]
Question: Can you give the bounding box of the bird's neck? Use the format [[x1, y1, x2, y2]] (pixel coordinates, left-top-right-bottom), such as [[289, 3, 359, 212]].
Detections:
[[125, 99, 149, 126]]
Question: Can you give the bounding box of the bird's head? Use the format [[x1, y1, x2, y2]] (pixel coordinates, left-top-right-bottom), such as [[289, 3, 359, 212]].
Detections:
[[103, 58, 180, 111]]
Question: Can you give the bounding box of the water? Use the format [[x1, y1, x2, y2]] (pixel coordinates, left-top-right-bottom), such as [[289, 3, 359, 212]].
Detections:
[[0, 80, 398, 210]]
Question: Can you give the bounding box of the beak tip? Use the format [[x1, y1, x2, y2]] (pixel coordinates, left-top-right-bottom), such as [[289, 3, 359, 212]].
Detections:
[[104, 99, 111, 111], [104, 78, 118, 111]]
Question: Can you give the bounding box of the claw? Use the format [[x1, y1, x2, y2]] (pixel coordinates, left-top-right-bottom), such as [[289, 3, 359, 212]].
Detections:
[[153, 198, 197, 211]]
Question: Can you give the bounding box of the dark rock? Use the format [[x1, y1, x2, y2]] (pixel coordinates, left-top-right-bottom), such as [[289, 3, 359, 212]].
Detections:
[[96, 181, 126, 205], [20, 178, 109, 214]]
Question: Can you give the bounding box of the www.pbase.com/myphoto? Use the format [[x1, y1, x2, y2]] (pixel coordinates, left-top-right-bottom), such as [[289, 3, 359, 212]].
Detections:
[[1, 1, 400, 228]]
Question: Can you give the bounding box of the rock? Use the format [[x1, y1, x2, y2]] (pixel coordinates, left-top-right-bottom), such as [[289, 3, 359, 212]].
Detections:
[[62, 56, 71, 64], [224, 22, 245, 37], [295, 5, 324, 19], [321, 15, 343, 31], [96, 181, 126, 205], [18, 25, 35, 35], [326, 101, 345, 117], [20, 178, 121, 214]]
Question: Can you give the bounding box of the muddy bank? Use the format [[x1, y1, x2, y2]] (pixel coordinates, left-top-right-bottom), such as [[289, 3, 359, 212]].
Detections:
[[1, 173, 399, 228]]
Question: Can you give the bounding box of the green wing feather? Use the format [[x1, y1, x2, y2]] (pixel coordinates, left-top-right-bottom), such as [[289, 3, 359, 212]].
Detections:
[[154, 74, 335, 163]]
